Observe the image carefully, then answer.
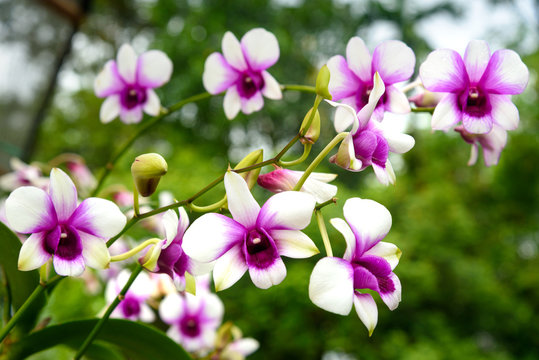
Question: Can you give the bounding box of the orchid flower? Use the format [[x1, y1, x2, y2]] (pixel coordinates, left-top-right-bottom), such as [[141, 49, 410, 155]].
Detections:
[[309, 198, 401, 336], [202, 28, 282, 119], [420, 40, 528, 134], [5, 168, 126, 276], [65, 158, 97, 194], [183, 171, 318, 291], [455, 125, 507, 167], [106, 269, 156, 322], [0, 158, 49, 191], [327, 36, 415, 124], [145, 208, 213, 291], [257, 167, 338, 203], [95, 44, 173, 124], [329, 73, 415, 185], [159, 290, 224, 353], [221, 338, 260, 360]]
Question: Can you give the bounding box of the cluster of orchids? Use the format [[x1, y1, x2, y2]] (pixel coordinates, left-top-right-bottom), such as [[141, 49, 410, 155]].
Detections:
[[0, 26, 528, 359]]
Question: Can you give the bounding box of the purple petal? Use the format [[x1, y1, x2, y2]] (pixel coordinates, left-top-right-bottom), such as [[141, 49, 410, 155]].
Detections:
[[464, 40, 491, 83], [353, 130, 377, 161], [182, 213, 245, 263], [5, 186, 56, 233], [479, 125, 507, 167], [94, 60, 124, 98], [136, 50, 173, 88], [346, 37, 372, 83], [119, 105, 144, 124], [480, 49, 529, 95], [49, 168, 78, 222], [364, 241, 401, 270], [309, 257, 354, 315], [358, 255, 392, 277], [248, 256, 286, 289], [327, 55, 361, 101], [257, 191, 316, 231], [420, 49, 468, 93], [69, 198, 126, 239], [18, 232, 51, 271], [241, 28, 279, 71], [240, 91, 264, 115], [462, 111, 493, 134], [202, 52, 240, 95], [379, 272, 401, 310], [372, 40, 415, 85], [431, 93, 462, 131], [353, 266, 379, 292]]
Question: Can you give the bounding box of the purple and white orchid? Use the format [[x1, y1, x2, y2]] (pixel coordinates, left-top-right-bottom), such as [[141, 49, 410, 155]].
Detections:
[[182, 171, 318, 291], [5, 168, 126, 276], [309, 198, 401, 336], [202, 28, 282, 119], [329, 73, 415, 185], [95, 44, 173, 124], [327, 36, 415, 124], [420, 40, 529, 134], [455, 125, 507, 167], [106, 269, 156, 322], [159, 290, 224, 353], [0, 158, 49, 192], [257, 167, 338, 203], [145, 208, 213, 291]]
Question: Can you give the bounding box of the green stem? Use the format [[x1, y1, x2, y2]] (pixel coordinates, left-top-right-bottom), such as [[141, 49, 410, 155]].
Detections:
[[315, 210, 333, 257], [133, 182, 140, 217], [278, 143, 312, 167], [411, 107, 435, 114], [74, 265, 144, 360], [188, 196, 227, 213], [110, 238, 161, 262], [91, 92, 211, 197], [281, 84, 317, 94], [1, 266, 11, 327], [293, 132, 348, 191], [315, 197, 337, 210]]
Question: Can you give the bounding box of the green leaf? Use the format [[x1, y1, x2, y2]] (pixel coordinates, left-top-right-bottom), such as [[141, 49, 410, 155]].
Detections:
[[6, 319, 192, 360], [0, 222, 44, 332]]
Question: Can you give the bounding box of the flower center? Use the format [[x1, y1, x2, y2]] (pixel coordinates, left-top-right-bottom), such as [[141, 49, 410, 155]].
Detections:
[[122, 296, 141, 317], [244, 229, 278, 269], [238, 72, 265, 99], [460, 86, 490, 117], [352, 128, 389, 167], [180, 316, 201, 337], [122, 87, 147, 109], [44, 225, 82, 260]]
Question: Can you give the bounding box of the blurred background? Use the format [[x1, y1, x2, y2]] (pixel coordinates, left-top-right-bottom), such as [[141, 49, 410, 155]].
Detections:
[[1, 0, 538, 359]]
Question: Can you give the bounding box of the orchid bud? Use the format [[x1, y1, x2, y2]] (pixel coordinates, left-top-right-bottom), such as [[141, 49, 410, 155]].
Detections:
[[131, 153, 168, 197], [234, 149, 263, 189], [140, 242, 163, 272], [300, 108, 321, 145], [409, 88, 443, 107], [315, 65, 332, 100]]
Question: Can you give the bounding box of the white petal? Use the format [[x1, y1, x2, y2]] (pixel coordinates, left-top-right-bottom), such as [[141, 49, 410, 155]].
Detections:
[[364, 241, 402, 270], [309, 257, 354, 315], [357, 72, 385, 128], [301, 177, 338, 204], [139, 304, 156, 323], [309, 172, 338, 183], [136, 50, 173, 88], [419, 49, 467, 93], [224, 171, 260, 228], [380, 273, 401, 311], [462, 112, 493, 134], [241, 28, 279, 71], [385, 160, 396, 185], [431, 93, 461, 131], [94, 60, 124, 98], [159, 292, 184, 324], [203, 52, 239, 94], [80, 231, 110, 269], [5, 186, 56, 233], [182, 213, 245, 263], [49, 168, 78, 222], [143, 89, 161, 116], [464, 40, 490, 83], [272, 229, 319, 258], [222, 31, 248, 71], [480, 49, 529, 95], [381, 128, 415, 154], [326, 100, 360, 133], [213, 245, 248, 291], [261, 71, 282, 100], [120, 105, 144, 124], [480, 125, 508, 167], [329, 218, 356, 261], [161, 209, 179, 248], [468, 143, 479, 166], [100, 95, 121, 123], [177, 207, 190, 239], [69, 198, 126, 239], [18, 232, 51, 271], [385, 85, 411, 114], [343, 198, 392, 256], [248, 257, 286, 289], [372, 40, 415, 85], [117, 44, 137, 84], [202, 293, 225, 322], [129, 271, 154, 297], [226, 338, 260, 356], [223, 86, 241, 120], [240, 92, 264, 115], [372, 163, 391, 186], [490, 94, 519, 131], [346, 36, 372, 82], [53, 255, 85, 277], [257, 191, 316, 231], [354, 293, 378, 336]]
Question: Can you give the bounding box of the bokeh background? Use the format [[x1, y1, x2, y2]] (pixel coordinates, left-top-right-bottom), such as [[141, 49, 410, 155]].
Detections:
[[1, 0, 538, 359]]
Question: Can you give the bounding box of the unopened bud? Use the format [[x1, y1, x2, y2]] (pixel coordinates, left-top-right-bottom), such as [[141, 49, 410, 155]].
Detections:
[[316, 65, 332, 100], [234, 149, 263, 189], [131, 153, 168, 197], [300, 108, 321, 144]]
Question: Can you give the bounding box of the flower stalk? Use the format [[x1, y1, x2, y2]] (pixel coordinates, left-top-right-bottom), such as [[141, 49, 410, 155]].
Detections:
[[110, 238, 161, 262], [315, 210, 333, 257]]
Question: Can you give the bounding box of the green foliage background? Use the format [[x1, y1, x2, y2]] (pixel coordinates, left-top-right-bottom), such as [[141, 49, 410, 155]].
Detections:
[[5, 0, 539, 359]]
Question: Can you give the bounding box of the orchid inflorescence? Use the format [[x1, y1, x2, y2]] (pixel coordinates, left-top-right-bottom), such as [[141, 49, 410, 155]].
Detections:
[[0, 27, 528, 359]]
